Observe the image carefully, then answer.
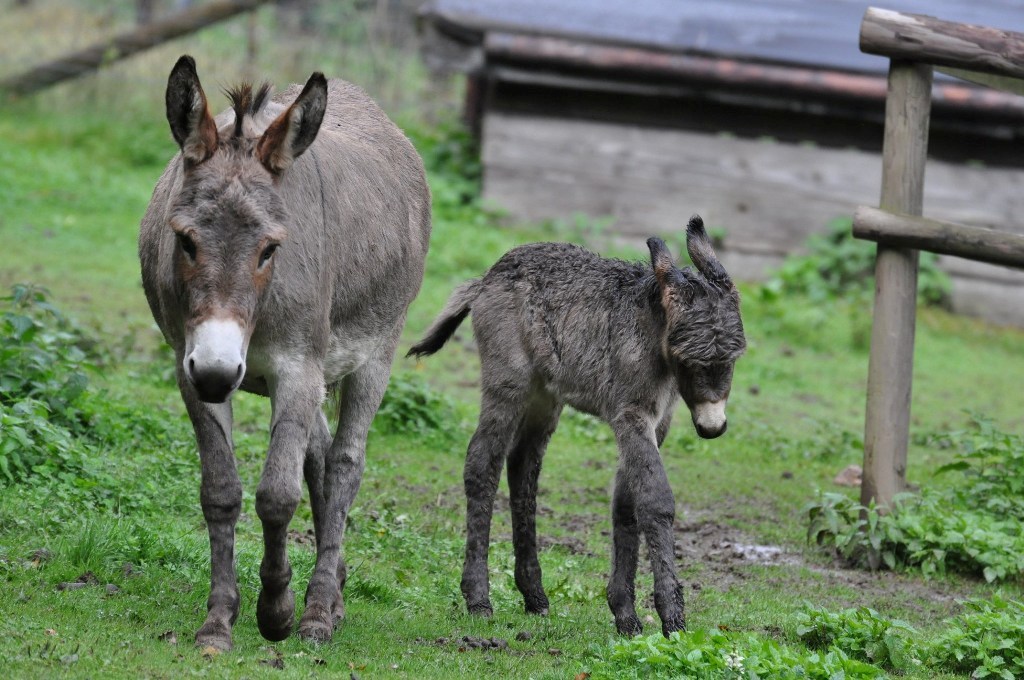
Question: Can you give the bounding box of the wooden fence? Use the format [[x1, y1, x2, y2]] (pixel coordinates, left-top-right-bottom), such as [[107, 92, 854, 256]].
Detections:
[[856, 7, 1024, 509]]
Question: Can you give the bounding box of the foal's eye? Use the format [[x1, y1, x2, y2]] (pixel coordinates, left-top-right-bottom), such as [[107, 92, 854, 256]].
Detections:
[[177, 233, 197, 261], [259, 243, 279, 267]]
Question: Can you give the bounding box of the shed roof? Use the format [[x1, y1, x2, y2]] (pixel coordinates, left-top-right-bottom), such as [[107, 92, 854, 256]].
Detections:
[[421, 0, 1024, 75]]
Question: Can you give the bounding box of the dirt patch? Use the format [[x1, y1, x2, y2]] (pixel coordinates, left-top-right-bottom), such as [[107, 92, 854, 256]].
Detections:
[[671, 516, 973, 620], [421, 635, 509, 652]]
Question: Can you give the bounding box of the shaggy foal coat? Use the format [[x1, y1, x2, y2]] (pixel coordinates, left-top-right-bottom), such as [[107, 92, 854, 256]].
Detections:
[[409, 217, 745, 636]]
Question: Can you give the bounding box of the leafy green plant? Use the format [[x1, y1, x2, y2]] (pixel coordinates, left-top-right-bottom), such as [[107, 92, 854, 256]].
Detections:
[[0, 284, 91, 428], [764, 217, 950, 307], [372, 371, 459, 442], [924, 595, 1024, 679], [796, 605, 918, 671], [587, 629, 886, 679], [807, 421, 1024, 581]]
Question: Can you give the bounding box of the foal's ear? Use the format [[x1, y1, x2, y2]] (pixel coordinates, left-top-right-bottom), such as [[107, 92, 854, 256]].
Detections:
[[166, 55, 218, 167], [686, 215, 731, 285], [646, 237, 678, 290], [257, 72, 328, 175]]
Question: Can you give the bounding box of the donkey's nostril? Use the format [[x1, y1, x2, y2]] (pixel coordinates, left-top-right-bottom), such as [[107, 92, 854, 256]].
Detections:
[[235, 363, 244, 380], [189, 357, 196, 374]]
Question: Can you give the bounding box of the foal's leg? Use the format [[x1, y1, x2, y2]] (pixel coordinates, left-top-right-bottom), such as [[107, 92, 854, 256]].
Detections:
[[299, 347, 395, 642], [607, 467, 642, 636], [255, 362, 325, 641], [611, 413, 685, 637], [179, 370, 242, 651], [507, 399, 562, 615], [462, 385, 530, 616]]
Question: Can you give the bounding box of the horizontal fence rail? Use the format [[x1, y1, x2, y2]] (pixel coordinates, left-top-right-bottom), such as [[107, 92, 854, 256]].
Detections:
[[853, 206, 1024, 270], [861, 7, 1024, 80]]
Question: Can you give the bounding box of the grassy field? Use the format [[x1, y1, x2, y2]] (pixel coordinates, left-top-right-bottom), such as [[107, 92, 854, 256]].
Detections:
[[3, 8, 1024, 678]]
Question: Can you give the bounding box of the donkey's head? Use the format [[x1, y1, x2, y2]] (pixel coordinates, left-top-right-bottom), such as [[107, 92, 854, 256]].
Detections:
[[163, 56, 327, 402], [648, 216, 746, 439]]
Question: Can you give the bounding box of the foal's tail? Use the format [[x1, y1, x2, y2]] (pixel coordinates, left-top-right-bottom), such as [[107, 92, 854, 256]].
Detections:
[[406, 278, 481, 358]]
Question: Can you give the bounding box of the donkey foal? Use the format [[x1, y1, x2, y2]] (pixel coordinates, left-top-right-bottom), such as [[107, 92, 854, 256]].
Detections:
[[409, 216, 745, 637]]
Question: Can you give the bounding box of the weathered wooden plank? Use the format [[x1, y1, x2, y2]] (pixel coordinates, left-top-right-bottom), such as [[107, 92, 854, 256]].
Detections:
[[853, 206, 1024, 269], [482, 112, 1024, 244], [861, 61, 932, 511], [1, 0, 274, 97], [480, 111, 1024, 320], [861, 7, 1024, 80]]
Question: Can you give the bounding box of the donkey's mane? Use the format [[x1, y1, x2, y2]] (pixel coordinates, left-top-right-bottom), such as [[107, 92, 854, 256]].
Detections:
[[223, 82, 274, 138]]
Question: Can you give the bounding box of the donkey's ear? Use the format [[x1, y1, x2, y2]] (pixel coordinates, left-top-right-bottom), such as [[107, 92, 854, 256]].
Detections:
[[166, 55, 218, 166], [646, 237, 677, 289], [685, 215, 730, 284], [257, 72, 328, 174]]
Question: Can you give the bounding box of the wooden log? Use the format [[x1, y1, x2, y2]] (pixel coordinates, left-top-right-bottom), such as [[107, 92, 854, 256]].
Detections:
[[861, 7, 1024, 80], [0, 0, 275, 97], [853, 206, 1024, 269], [861, 60, 932, 512]]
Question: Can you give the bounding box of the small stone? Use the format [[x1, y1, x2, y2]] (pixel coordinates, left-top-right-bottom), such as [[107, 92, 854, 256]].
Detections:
[[515, 630, 532, 642], [105, 584, 120, 595], [833, 464, 863, 487], [547, 648, 562, 656], [781, 471, 794, 479]]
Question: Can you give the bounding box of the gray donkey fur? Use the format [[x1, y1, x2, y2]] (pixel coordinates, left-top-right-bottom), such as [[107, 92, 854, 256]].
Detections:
[[409, 217, 745, 637], [139, 56, 430, 649]]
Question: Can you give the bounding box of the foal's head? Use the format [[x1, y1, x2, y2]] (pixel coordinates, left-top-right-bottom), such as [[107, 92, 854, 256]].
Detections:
[[648, 216, 746, 439], [163, 56, 327, 402]]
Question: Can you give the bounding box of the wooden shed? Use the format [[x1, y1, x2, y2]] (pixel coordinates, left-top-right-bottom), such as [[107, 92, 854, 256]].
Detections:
[[419, 0, 1024, 325]]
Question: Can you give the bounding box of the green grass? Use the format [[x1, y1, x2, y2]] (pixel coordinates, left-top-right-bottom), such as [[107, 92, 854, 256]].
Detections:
[[3, 25, 1024, 677]]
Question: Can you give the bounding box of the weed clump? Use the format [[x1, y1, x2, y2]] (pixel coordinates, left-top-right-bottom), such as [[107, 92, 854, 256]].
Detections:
[[587, 628, 886, 679], [806, 419, 1024, 582]]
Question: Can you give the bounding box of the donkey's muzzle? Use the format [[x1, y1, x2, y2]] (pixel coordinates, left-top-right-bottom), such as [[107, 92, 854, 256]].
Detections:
[[185, 318, 247, 403], [691, 400, 728, 439]]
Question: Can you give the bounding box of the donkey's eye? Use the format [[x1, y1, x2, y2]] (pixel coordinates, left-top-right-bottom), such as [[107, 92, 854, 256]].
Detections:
[[259, 244, 279, 267], [177, 233, 197, 261]]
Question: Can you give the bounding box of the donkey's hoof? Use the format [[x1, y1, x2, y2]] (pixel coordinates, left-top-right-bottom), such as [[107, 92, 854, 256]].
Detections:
[[256, 588, 295, 642], [195, 620, 233, 651], [466, 601, 493, 617], [524, 595, 550, 616], [297, 603, 335, 643], [661, 614, 686, 638], [615, 615, 643, 637]]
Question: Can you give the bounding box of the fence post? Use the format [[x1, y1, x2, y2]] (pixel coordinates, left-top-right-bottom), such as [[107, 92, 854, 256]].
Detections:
[[861, 60, 932, 510]]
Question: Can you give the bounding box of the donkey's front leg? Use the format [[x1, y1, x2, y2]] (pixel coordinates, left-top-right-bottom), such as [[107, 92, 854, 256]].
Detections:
[[256, 364, 324, 642], [179, 373, 242, 651], [612, 413, 685, 637]]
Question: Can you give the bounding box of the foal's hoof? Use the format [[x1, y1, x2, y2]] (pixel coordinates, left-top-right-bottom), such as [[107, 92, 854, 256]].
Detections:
[[195, 621, 233, 651], [466, 601, 493, 617], [297, 603, 335, 643], [524, 594, 550, 616], [661, 614, 686, 638], [256, 588, 295, 642], [615, 615, 643, 637]]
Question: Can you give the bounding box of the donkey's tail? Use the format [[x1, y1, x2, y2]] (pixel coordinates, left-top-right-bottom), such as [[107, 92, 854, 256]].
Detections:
[[406, 278, 482, 358]]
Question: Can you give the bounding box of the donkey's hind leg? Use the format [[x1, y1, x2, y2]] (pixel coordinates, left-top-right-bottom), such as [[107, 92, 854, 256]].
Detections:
[[462, 383, 532, 616], [608, 465, 643, 636], [507, 396, 562, 615]]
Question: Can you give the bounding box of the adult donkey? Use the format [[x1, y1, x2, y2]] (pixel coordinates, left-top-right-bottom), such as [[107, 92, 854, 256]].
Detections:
[[139, 56, 430, 649]]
